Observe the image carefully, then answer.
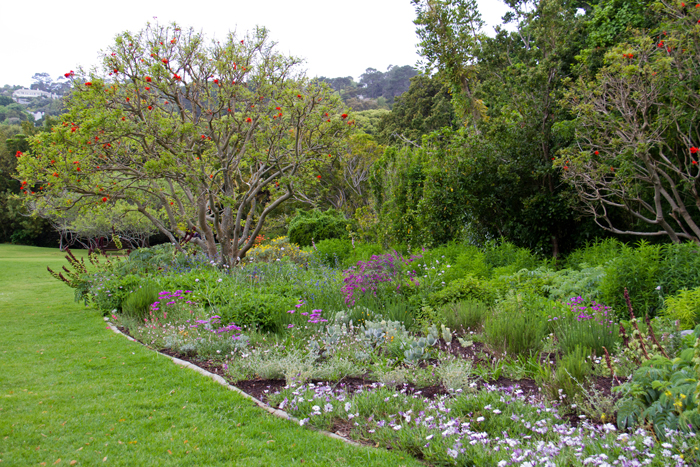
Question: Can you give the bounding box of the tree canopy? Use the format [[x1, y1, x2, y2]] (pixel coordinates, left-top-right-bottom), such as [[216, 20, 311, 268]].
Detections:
[[16, 23, 354, 264]]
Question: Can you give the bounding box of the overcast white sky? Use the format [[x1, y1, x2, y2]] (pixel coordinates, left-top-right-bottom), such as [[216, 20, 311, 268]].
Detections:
[[0, 0, 510, 88]]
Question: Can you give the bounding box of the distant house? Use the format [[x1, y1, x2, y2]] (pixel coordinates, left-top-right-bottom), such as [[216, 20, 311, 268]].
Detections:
[[12, 88, 58, 102]]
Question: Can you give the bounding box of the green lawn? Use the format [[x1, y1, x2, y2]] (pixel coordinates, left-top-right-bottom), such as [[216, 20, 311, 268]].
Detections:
[[0, 244, 422, 466]]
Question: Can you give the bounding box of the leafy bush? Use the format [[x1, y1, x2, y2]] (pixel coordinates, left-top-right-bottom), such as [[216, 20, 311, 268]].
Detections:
[[428, 275, 496, 307], [483, 292, 549, 356], [482, 239, 541, 275], [436, 299, 489, 333], [287, 209, 350, 247], [313, 238, 352, 267], [659, 242, 700, 300], [343, 242, 385, 268], [599, 240, 663, 319], [216, 290, 295, 333], [616, 326, 700, 439], [564, 238, 624, 269], [664, 286, 700, 330], [542, 265, 606, 302]]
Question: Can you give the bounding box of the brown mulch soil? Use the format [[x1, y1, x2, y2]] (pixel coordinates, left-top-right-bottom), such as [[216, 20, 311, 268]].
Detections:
[[115, 324, 620, 413]]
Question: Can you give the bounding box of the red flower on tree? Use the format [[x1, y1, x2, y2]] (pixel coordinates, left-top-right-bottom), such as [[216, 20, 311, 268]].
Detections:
[[162, 59, 169, 64], [246, 117, 252, 123], [85, 82, 92, 86], [148, 106, 153, 110], [594, 151, 599, 155], [317, 175, 321, 179], [15, 151, 22, 158], [690, 147, 699, 154], [145, 76, 152, 82], [341, 114, 348, 119], [102, 197, 107, 202], [173, 74, 182, 80]]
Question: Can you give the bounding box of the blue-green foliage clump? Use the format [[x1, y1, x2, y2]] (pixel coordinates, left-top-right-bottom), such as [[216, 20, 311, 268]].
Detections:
[[287, 209, 350, 247]]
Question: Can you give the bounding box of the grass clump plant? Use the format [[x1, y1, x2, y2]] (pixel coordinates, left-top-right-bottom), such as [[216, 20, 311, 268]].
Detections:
[[483, 291, 548, 356], [436, 299, 489, 333], [551, 296, 619, 356]]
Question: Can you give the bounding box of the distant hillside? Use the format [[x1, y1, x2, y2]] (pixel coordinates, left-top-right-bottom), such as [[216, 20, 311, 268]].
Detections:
[[318, 65, 417, 111]]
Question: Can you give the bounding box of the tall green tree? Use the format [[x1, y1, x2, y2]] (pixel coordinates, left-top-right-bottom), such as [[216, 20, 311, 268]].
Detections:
[[559, 2, 700, 244], [404, 0, 596, 256], [16, 23, 353, 265]]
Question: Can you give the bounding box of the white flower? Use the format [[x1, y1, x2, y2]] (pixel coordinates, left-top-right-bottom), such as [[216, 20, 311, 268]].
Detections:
[[345, 402, 352, 412], [493, 409, 501, 414], [476, 417, 485, 422], [195, 278, 199, 282], [393, 425, 402, 431], [426, 434, 434, 440], [217, 278, 222, 282]]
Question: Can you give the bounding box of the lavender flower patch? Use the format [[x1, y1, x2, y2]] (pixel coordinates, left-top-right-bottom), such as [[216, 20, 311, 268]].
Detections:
[[267, 381, 696, 466]]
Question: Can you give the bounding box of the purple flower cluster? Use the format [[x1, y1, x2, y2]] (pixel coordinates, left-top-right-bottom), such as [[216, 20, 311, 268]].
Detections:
[[567, 296, 614, 326], [150, 289, 193, 312], [307, 309, 327, 324], [341, 252, 420, 305]]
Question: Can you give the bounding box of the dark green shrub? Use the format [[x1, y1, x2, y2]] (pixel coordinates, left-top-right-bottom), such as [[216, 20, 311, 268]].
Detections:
[[436, 299, 489, 333], [659, 242, 700, 299], [564, 238, 624, 269], [121, 284, 159, 320], [482, 239, 541, 274], [313, 238, 353, 267], [599, 241, 662, 319], [428, 275, 496, 307], [216, 291, 295, 333], [287, 209, 350, 247]]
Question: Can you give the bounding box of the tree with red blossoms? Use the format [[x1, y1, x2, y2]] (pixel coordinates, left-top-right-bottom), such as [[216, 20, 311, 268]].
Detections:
[[16, 23, 353, 265], [559, 3, 700, 244]]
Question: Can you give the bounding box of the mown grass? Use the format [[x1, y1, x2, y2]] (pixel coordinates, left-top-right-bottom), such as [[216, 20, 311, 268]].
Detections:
[[0, 244, 422, 466]]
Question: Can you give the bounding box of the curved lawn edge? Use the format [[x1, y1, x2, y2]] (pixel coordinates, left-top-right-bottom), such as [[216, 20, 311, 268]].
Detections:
[[104, 318, 361, 448], [0, 244, 424, 467]]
